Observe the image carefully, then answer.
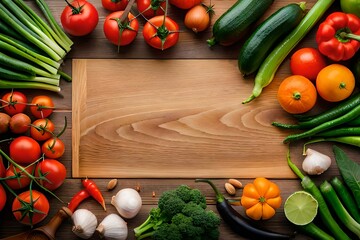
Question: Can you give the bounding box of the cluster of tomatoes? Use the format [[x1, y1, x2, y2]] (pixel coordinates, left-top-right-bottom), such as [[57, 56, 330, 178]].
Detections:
[[277, 47, 357, 115], [60, 0, 210, 50], [0, 91, 66, 226]]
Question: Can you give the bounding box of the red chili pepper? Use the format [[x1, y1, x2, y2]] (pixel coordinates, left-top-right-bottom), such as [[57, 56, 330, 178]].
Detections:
[[316, 12, 360, 61], [82, 178, 106, 211], [68, 189, 90, 213]]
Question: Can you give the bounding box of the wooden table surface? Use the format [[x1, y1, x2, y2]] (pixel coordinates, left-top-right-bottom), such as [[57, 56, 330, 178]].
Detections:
[[0, 0, 358, 239]]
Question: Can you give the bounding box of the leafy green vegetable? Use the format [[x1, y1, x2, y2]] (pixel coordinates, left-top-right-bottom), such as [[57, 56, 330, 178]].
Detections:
[[333, 145, 360, 209]]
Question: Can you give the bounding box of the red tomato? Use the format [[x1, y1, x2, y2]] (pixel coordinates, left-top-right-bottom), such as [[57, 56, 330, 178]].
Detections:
[[290, 48, 327, 81], [0, 183, 6, 212], [42, 138, 65, 159], [61, 0, 99, 36], [30, 118, 55, 142], [1, 91, 27, 116], [30, 95, 54, 119], [9, 113, 31, 134], [169, 0, 201, 9], [12, 190, 50, 226], [10, 136, 41, 165], [35, 159, 66, 190], [143, 15, 180, 50], [102, 0, 128, 11], [5, 164, 35, 190], [103, 11, 139, 46], [137, 0, 166, 18]]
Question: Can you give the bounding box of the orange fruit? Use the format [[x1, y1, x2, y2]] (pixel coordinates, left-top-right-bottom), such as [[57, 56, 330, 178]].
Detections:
[[277, 75, 317, 114], [316, 64, 355, 102]]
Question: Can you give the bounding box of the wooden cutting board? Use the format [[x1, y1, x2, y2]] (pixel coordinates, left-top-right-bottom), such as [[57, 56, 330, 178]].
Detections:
[[72, 59, 299, 178]]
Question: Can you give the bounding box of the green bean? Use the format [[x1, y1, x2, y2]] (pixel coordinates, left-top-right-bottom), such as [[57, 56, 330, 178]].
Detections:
[[330, 177, 360, 223], [283, 104, 360, 143], [287, 150, 351, 240], [273, 93, 360, 129], [242, 0, 335, 104]]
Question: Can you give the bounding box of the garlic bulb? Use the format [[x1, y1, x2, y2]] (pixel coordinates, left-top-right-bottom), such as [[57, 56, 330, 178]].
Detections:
[[111, 188, 142, 219], [72, 209, 98, 239], [302, 148, 332, 175], [96, 214, 128, 240]]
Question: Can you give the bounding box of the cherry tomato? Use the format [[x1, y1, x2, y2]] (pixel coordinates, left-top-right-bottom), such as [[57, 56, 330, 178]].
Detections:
[[61, 0, 99, 36], [143, 15, 179, 50], [1, 91, 27, 116], [10, 136, 41, 165], [12, 190, 50, 226], [30, 95, 54, 119], [9, 113, 31, 134], [5, 164, 35, 190], [103, 11, 139, 46], [30, 118, 55, 142], [35, 159, 66, 190], [0, 112, 11, 134], [0, 183, 6, 212], [42, 138, 65, 159], [102, 0, 128, 11], [290, 48, 327, 81], [169, 0, 201, 9], [137, 0, 166, 18]]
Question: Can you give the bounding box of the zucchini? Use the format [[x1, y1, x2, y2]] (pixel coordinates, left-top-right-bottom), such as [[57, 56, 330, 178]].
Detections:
[[207, 0, 274, 47], [238, 2, 306, 75]]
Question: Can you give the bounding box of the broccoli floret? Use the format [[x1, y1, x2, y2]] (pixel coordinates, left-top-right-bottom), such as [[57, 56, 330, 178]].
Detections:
[[134, 185, 221, 240], [153, 223, 182, 240], [175, 185, 207, 209]]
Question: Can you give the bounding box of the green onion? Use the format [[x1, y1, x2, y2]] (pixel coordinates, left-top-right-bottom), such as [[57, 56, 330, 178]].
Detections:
[[0, 79, 60, 92], [0, 52, 60, 80], [36, 0, 73, 47], [0, 37, 58, 75], [13, 0, 72, 52], [0, 66, 59, 86], [0, 3, 61, 61]]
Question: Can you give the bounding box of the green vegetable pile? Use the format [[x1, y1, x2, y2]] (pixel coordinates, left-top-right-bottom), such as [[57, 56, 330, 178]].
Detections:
[[287, 146, 360, 240], [133, 185, 221, 240], [0, 0, 72, 92]]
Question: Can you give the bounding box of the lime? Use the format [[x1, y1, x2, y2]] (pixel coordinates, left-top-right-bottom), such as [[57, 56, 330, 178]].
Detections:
[[284, 191, 318, 226]]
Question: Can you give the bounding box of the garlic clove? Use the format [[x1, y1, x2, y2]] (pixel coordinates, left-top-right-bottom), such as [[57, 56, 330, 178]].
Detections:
[[96, 213, 128, 240], [302, 148, 332, 175], [111, 188, 142, 219], [72, 209, 98, 239]]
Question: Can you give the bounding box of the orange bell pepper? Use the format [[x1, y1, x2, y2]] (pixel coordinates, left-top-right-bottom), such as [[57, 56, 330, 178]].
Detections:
[[241, 177, 282, 220]]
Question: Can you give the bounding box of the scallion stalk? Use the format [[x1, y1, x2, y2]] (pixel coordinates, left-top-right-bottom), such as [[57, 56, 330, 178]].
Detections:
[[0, 4, 61, 61], [36, 0, 73, 46], [0, 79, 60, 92], [13, 0, 72, 52]]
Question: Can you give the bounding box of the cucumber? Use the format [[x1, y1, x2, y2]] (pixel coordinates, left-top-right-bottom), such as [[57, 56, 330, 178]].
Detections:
[[238, 3, 306, 76], [207, 0, 274, 47]]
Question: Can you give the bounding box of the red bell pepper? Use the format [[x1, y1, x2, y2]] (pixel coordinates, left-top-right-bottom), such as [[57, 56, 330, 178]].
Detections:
[[316, 12, 360, 61]]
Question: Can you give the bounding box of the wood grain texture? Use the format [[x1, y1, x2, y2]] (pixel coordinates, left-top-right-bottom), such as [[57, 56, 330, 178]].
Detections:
[[72, 59, 299, 178]]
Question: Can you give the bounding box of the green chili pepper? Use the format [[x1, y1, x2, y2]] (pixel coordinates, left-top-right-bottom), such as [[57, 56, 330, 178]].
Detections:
[[284, 104, 360, 143], [303, 136, 360, 154], [287, 149, 351, 240], [314, 127, 360, 137], [320, 181, 360, 237], [330, 177, 360, 223]]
